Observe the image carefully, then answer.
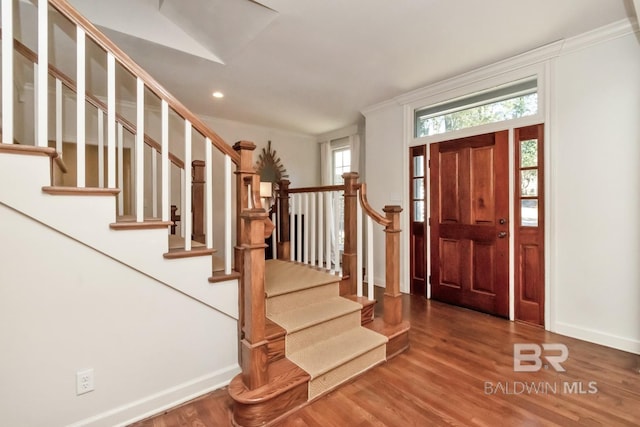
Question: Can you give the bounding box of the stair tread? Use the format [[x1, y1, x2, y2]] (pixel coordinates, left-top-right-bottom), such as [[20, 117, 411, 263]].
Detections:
[[288, 327, 387, 378], [268, 296, 361, 333], [265, 259, 340, 297]]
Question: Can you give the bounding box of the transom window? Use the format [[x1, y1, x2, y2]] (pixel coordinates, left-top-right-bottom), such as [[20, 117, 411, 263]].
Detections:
[[415, 78, 538, 137]]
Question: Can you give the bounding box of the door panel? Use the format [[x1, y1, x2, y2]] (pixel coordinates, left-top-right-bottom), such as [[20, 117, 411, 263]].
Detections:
[[430, 131, 509, 317], [409, 146, 427, 296]]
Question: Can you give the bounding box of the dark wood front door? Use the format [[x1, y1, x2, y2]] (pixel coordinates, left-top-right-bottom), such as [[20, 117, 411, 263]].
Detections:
[[429, 131, 509, 317]]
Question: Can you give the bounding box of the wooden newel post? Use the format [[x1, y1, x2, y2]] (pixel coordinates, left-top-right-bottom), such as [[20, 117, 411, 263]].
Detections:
[[383, 205, 403, 325], [277, 179, 291, 260], [234, 141, 257, 271], [342, 172, 359, 295], [240, 208, 269, 390]]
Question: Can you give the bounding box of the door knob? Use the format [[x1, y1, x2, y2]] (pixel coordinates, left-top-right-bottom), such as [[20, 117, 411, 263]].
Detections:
[[498, 231, 507, 238]]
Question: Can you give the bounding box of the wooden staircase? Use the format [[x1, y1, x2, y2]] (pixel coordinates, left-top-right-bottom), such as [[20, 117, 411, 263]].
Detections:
[[1, 1, 410, 425]]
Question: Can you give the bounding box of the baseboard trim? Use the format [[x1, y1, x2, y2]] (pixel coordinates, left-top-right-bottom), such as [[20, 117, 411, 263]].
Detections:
[[67, 364, 241, 427], [554, 321, 640, 355]]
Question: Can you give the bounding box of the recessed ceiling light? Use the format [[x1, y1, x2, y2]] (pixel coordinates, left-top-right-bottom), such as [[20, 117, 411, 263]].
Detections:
[[212, 91, 224, 99]]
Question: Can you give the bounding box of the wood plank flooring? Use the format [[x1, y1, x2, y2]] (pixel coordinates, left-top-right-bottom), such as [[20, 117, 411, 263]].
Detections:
[[130, 294, 640, 426]]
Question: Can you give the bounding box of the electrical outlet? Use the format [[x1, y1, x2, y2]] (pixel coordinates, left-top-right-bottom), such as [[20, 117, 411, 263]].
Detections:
[[76, 369, 94, 395]]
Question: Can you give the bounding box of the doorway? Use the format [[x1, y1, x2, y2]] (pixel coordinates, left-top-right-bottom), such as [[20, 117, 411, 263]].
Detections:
[[429, 131, 509, 317]]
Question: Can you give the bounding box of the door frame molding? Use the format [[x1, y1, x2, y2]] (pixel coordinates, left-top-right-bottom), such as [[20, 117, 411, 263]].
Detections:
[[401, 62, 551, 327]]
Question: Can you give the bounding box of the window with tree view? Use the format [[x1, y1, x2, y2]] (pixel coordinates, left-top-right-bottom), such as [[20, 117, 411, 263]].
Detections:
[[415, 79, 538, 137]]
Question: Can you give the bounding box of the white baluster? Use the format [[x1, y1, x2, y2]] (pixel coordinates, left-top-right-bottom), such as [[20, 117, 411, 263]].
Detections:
[[76, 27, 86, 187], [224, 154, 232, 274], [37, 0, 48, 147], [357, 193, 363, 297], [151, 148, 158, 217], [318, 192, 324, 270], [324, 191, 334, 273], [272, 210, 278, 260], [56, 79, 63, 155], [334, 193, 341, 275], [367, 216, 374, 301], [297, 194, 303, 263], [107, 54, 116, 188], [180, 168, 185, 237], [161, 101, 169, 222], [97, 110, 104, 188], [33, 63, 38, 145], [290, 193, 296, 262], [135, 78, 144, 221], [184, 121, 192, 251], [303, 193, 309, 264], [205, 138, 213, 249], [117, 123, 124, 216], [2, 0, 13, 144], [310, 193, 316, 267]]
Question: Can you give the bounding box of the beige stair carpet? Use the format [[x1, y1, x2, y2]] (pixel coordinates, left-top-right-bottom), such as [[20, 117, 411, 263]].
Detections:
[[265, 259, 387, 400]]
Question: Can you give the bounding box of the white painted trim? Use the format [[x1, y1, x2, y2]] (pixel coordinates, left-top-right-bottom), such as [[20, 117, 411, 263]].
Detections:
[[151, 148, 158, 217], [560, 19, 638, 55], [366, 216, 374, 300], [67, 364, 240, 427], [318, 192, 324, 269], [356, 195, 363, 297], [554, 322, 640, 355], [316, 124, 360, 143], [508, 128, 515, 321], [117, 123, 124, 216], [55, 79, 63, 155]]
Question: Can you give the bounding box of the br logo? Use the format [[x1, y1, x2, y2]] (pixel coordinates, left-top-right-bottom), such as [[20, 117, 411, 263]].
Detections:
[[513, 343, 569, 372]]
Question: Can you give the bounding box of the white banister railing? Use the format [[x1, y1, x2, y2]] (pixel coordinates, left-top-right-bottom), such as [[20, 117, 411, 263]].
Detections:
[[1, 0, 243, 276]]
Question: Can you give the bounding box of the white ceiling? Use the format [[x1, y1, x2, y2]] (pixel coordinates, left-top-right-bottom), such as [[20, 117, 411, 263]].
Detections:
[[62, 0, 636, 135]]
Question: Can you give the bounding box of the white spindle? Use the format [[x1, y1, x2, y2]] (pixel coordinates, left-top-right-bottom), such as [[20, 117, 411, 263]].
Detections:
[[303, 193, 309, 264], [37, 0, 48, 147], [297, 194, 303, 263], [325, 192, 332, 272], [161, 100, 169, 221], [356, 194, 363, 297], [367, 216, 374, 300], [135, 78, 144, 221], [184, 120, 192, 251], [224, 155, 232, 274], [2, 0, 14, 144], [180, 169, 185, 237], [334, 194, 341, 275], [151, 148, 158, 217], [318, 192, 324, 269], [272, 210, 278, 260], [117, 123, 124, 216], [205, 138, 213, 249], [290, 193, 296, 262], [55, 79, 62, 155], [33, 63, 38, 143], [97, 110, 104, 188], [107, 53, 116, 188], [76, 26, 86, 187], [310, 193, 316, 266]]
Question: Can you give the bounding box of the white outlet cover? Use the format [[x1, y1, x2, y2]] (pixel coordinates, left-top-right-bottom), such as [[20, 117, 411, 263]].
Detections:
[[76, 368, 94, 395]]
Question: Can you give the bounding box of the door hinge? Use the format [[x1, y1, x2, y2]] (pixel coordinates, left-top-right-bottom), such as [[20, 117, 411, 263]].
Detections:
[[428, 217, 431, 226], [428, 159, 431, 168], [428, 275, 432, 284]]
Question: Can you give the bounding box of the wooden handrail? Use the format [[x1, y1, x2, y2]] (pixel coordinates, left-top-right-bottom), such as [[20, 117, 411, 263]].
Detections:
[[287, 184, 345, 194], [358, 183, 391, 227], [48, 0, 240, 166], [5, 31, 185, 170]]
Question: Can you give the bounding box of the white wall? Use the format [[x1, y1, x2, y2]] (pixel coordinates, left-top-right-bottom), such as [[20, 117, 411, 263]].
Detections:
[[0, 204, 239, 427], [551, 31, 640, 352], [363, 22, 640, 354]]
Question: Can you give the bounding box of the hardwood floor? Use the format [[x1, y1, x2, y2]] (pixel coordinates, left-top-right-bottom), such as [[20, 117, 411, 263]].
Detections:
[[130, 295, 640, 426]]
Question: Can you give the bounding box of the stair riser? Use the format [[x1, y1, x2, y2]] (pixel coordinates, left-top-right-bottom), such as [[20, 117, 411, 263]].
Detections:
[[285, 311, 361, 355], [308, 344, 386, 400], [266, 282, 339, 316]]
